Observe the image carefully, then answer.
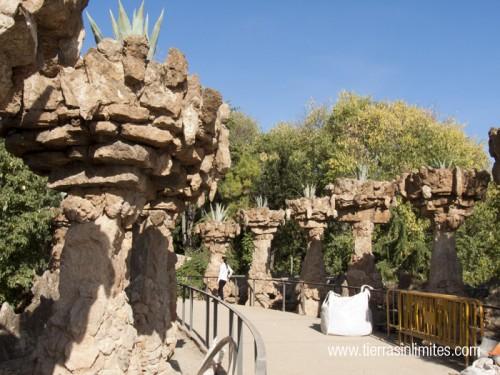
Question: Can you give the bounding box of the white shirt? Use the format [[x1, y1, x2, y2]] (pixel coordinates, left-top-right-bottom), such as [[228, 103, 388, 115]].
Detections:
[[218, 262, 233, 282]]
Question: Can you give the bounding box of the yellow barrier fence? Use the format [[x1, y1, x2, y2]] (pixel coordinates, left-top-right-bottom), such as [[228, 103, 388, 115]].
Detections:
[[386, 289, 484, 366]]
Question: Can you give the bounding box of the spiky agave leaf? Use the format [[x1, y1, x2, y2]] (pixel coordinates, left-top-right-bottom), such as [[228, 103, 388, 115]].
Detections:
[[117, 0, 132, 38], [255, 195, 268, 208], [303, 184, 317, 199], [88, 2, 164, 61], [144, 14, 149, 39], [109, 10, 121, 40], [86, 12, 104, 44], [147, 8, 164, 60], [132, 1, 145, 35], [429, 158, 454, 169], [203, 203, 229, 222], [355, 164, 369, 181]]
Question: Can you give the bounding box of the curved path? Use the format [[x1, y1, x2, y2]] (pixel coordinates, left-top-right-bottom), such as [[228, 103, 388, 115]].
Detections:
[[176, 300, 460, 375]]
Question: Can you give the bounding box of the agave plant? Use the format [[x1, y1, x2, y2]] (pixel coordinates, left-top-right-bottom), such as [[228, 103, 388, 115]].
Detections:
[[354, 164, 369, 182], [87, 0, 164, 61], [302, 184, 317, 199], [255, 195, 268, 208], [203, 203, 229, 223], [429, 158, 455, 169]]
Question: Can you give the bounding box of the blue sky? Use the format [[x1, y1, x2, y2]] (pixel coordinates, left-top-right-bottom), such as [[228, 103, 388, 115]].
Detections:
[[83, 1, 500, 145]]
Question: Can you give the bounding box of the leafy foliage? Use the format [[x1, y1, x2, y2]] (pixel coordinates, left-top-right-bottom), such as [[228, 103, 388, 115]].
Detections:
[[0, 141, 60, 306], [373, 201, 432, 283], [270, 221, 307, 277], [230, 231, 255, 275], [87, 0, 164, 60], [457, 184, 500, 287], [323, 222, 354, 276], [176, 247, 210, 290], [325, 92, 488, 181]]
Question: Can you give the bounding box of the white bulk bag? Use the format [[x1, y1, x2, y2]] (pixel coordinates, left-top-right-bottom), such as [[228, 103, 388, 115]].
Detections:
[[320, 285, 373, 336]]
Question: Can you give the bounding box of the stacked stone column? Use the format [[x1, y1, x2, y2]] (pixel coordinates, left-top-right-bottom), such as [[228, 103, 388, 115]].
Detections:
[[0, 3, 232, 373], [195, 221, 240, 301], [400, 167, 490, 295], [239, 208, 285, 308], [285, 197, 336, 316], [127, 200, 183, 373], [490, 128, 500, 184], [326, 179, 396, 290]]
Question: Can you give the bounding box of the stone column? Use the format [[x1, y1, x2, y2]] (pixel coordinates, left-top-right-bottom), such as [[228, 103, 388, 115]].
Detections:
[[326, 179, 396, 290], [240, 208, 285, 308], [35, 189, 155, 374], [490, 128, 500, 184], [195, 221, 240, 301], [0, 6, 233, 371], [401, 167, 490, 295], [428, 228, 462, 294], [348, 220, 380, 287], [286, 197, 336, 316], [127, 203, 181, 373]]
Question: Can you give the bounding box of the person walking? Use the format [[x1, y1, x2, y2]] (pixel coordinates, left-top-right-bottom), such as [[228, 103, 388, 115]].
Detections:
[[217, 256, 233, 300]]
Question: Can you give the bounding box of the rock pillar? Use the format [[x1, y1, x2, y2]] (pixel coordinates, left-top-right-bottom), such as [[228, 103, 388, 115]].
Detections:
[[127, 203, 182, 373], [428, 229, 462, 294], [490, 128, 500, 184], [286, 197, 336, 316], [35, 189, 154, 374], [195, 221, 240, 301], [0, 3, 232, 372], [326, 179, 396, 289], [400, 167, 490, 294], [240, 208, 285, 308], [349, 220, 378, 287]]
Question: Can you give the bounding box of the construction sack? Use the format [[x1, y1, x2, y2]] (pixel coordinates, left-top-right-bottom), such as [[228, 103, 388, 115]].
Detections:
[[320, 285, 373, 336]]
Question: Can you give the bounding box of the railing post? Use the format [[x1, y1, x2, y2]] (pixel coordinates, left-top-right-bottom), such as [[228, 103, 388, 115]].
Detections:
[[237, 317, 243, 375], [189, 288, 193, 333], [235, 276, 239, 300], [282, 281, 286, 312], [301, 281, 305, 314], [206, 294, 210, 348], [182, 285, 186, 326], [229, 309, 234, 338], [213, 299, 218, 340]]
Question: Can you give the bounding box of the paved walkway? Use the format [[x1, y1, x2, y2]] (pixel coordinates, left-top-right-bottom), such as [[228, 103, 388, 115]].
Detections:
[[176, 299, 460, 375]]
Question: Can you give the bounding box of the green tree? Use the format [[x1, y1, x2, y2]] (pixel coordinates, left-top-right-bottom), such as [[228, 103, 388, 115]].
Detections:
[[373, 201, 432, 283], [218, 111, 262, 212], [323, 222, 354, 277], [325, 92, 488, 181], [457, 184, 500, 287], [176, 247, 210, 291], [0, 141, 60, 307]]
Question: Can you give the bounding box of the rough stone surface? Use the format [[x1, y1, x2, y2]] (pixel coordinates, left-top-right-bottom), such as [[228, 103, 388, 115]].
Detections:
[[0, 4, 231, 373], [485, 285, 500, 340], [239, 208, 285, 308], [490, 128, 500, 184], [285, 197, 336, 316], [127, 207, 180, 374], [194, 221, 240, 302], [325, 178, 396, 290], [400, 167, 490, 294]]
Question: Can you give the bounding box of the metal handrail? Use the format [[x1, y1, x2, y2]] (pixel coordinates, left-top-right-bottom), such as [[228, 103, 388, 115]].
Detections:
[[177, 282, 267, 375], [179, 274, 387, 313]]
